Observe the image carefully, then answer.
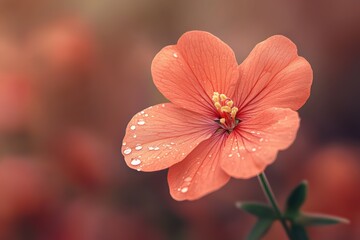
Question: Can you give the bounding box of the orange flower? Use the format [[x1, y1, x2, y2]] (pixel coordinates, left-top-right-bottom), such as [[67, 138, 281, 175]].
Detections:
[[122, 31, 312, 200]]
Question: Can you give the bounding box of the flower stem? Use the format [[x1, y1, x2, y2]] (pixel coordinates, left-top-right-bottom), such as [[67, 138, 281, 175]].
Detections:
[[258, 172, 292, 239]]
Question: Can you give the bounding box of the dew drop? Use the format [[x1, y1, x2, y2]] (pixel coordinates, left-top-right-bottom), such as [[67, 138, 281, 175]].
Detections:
[[148, 146, 155, 150], [133, 134, 137, 138], [122, 142, 126, 146], [131, 159, 141, 166], [124, 148, 132, 155], [184, 177, 192, 182], [259, 138, 264, 142], [173, 53, 178, 58], [137, 120, 145, 125], [135, 145, 142, 150], [154, 147, 160, 150], [251, 148, 257, 152], [130, 125, 136, 130], [228, 154, 233, 157], [181, 187, 188, 193]]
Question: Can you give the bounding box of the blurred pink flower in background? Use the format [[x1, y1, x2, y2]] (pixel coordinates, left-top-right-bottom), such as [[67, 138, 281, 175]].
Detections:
[[0, 74, 32, 133], [122, 31, 312, 201], [304, 145, 360, 239], [0, 157, 53, 239]]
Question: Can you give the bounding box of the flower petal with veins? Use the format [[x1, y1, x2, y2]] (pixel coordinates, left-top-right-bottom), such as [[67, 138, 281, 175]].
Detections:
[[122, 103, 217, 172], [221, 108, 299, 178], [168, 133, 230, 201]]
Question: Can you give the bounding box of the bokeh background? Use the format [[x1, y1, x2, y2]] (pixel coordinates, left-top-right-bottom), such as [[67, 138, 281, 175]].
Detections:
[[0, 0, 360, 239]]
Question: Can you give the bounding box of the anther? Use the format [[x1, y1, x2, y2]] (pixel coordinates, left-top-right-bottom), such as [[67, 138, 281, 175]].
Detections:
[[215, 102, 221, 109], [231, 107, 238, 118], [226, 100, 233, 108], [212, 95, 219, 103], [221, 106, 231, 113], [212, 92, 240, 132], [220, 94, 227, 101]]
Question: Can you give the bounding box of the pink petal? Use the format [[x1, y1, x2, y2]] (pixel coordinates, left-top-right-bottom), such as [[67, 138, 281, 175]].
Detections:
[[168, 134, 230, 201], [152, 31, 239, 115], [235, 35, 313, 116], [221, 108, 300, 178], [121, 103, 216, 172]]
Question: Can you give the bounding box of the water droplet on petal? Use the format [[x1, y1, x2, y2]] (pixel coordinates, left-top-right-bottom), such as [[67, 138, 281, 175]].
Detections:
[[130, 125, 136, 130], [181, 187, 188, 193], [131, 159, 141, 166], [259, 138, 264, 142], [122, 142, 126, 146], [137, 120, 145, 125], [228, 154, 233, 157], [133, 134, 137, 138], [124, 148, 132, 155], [135, 145, 142, 150], [173, 53, 178, 58], [184, 177, 192, 182], [154, 147, 160, 150], [251, 148, 257, 152]]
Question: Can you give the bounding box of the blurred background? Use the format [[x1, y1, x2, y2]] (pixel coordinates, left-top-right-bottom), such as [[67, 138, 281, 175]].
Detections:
[[0, 0, 359, 239]]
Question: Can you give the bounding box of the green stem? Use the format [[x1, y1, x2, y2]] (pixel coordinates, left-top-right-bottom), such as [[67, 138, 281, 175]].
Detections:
[[258, 172, 292, 239]]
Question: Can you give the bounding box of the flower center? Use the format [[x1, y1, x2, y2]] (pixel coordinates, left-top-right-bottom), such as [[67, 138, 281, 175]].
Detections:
[[212, 92, 239, 132]]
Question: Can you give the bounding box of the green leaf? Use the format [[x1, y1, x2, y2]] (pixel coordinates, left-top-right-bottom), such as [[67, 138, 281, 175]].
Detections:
[[295, 212, 350, 226], [247, 219, 274, 240], [290, 224, 309, 240], [285, 181, 308, 218], [236, 202, 277, 219]]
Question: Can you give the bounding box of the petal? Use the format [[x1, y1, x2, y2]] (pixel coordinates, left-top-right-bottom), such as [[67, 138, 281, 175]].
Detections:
[[235, 35, 313, 115], [152, 31, 239, 115], [121, 103, 216, 172], [221, 108, 299, 178], [168, 134, 230, 201]]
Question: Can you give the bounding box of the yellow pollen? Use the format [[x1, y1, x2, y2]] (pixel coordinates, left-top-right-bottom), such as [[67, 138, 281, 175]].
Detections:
[[212, 95, 219, 103], [214, 102, 221, 109], [231, 107, 238, 118], [212, 92, 240, 130], [226, 100, 233, 107], [221, 106, 232, 113], [220, 94, 227, 101]]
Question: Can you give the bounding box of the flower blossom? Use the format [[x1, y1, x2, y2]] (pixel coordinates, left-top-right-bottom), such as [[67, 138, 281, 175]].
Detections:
[[121, 31, 312, 200]]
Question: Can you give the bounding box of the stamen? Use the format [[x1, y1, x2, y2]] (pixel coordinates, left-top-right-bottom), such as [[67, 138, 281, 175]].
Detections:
[[212, 92, 240, 132], [212, 95, 219, 103], [221, 106, 231, 113], [215, 102, 221, 109], [226, 100, 233, 108], [220, 94, 227, 101], [231, 107, 238, 118]]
